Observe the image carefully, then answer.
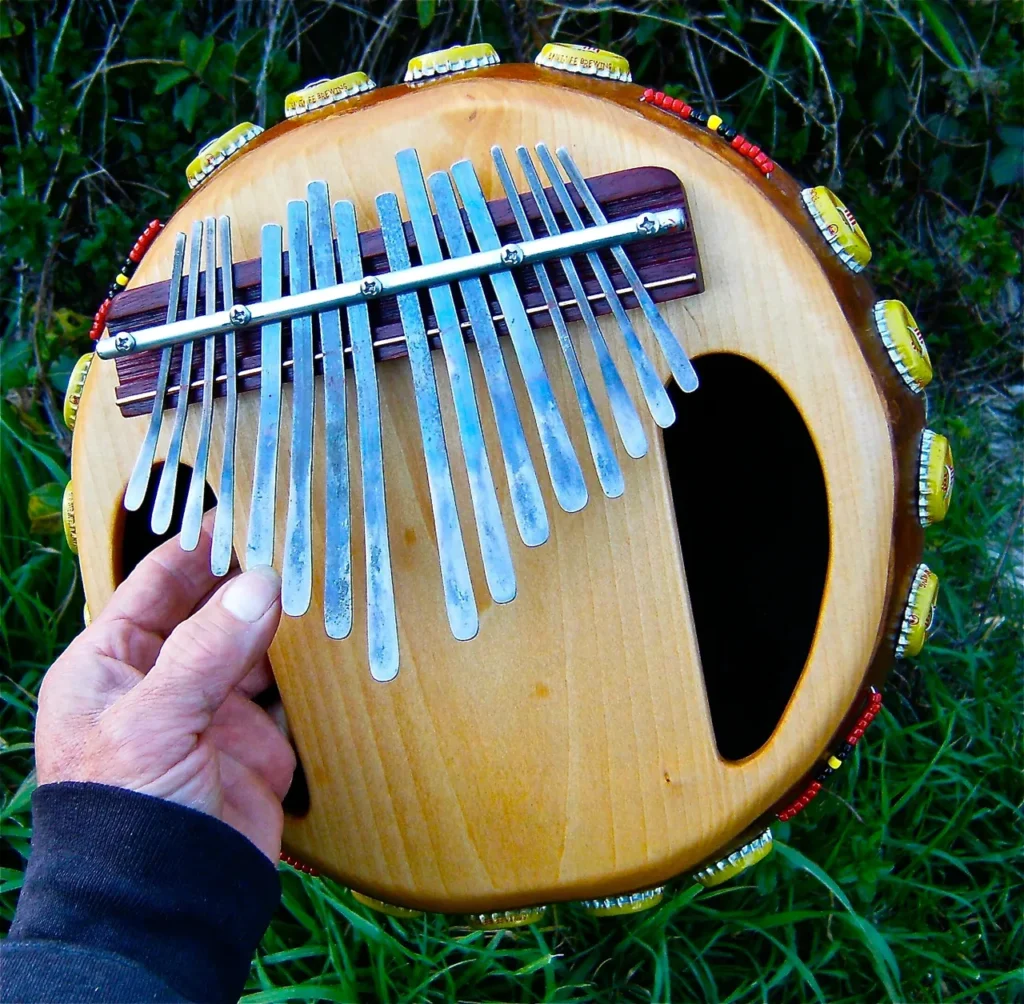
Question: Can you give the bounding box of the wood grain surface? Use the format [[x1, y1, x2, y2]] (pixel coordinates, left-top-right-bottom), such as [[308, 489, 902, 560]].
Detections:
[[70, 65, 922, 912]]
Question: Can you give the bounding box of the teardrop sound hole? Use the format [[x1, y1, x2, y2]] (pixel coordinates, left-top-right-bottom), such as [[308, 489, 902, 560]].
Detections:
[[665, 354, 830, 761], [115, 463, 217, 583]]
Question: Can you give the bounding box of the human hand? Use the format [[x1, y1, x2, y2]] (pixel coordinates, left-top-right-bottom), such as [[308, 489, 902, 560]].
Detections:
[[35, 514, 296, 860]]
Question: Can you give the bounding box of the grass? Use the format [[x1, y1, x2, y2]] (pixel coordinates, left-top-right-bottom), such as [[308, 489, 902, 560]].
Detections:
[[2, 2, 1022, 1001]]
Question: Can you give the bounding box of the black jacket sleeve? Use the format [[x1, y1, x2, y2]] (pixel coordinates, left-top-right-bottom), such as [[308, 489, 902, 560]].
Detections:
[[2, 782, 281, 1004]]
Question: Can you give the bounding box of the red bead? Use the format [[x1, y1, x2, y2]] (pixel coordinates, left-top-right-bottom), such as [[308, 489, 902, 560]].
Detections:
[[654, 91, 666, 105], [747, 145, 761, 158], [754, 152, 768, 166], [739, 140, 752, 155], [731, 134, 745, 149], [762, 161, 775, 175], [148, 219, 160, 230], [679, 104, 691, 119], [809, 782, 822, 794], [671, 98, 684, 114], [642, 88, 655, 102]]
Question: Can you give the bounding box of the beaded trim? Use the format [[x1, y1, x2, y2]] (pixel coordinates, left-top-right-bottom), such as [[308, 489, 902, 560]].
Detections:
[[776, 687, 883, 821], [641, 89, 775, 177], [279, 852, 318, 875], [89, 219, 162, 340]]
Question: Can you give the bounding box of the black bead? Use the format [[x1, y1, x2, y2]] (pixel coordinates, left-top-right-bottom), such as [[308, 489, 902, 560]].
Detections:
[[839, 742, 854, 757], [123, 257, 136, 273], [816, 766, 833, 780], [689, 109, 706, 124], [719, 124, 737, 140], [108, 284, 120, 298]]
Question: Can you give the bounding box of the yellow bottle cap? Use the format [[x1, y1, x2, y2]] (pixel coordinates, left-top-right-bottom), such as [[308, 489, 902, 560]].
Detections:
[[350, 891, 423, 918], [83, 602, 91, 627], [580, 886, 664, 917], [694, 828, 774, 888], [919, 430, 954, 526], [186, 122, 263, 190], [535, 42, 632, 82], [801, 186, 872, 273], [873, 300, 933, 392], [284, 72, 376, 119], [62, 480, 78, 554], [463, 906, 547, 930], [404, 43, 499, 83], [64, 353, 93, 432], [896, 564, 940, 658]]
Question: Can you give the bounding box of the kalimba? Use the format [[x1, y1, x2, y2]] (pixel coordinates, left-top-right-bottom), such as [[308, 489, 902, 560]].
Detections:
[[63, 43, 952, 926]]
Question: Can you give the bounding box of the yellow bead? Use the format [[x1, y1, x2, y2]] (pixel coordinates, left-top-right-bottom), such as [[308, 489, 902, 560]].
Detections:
[[801, 186, 872, 272], [62, 481, 78, 554], [186, 122, 263, 190], [114, 272, 128, 287], [405, 43, 499, 83], [897, 564, 940, 658], [580, 887, 664, 917], [535, 42, 631, 82], [707, 114, 724, 132], [827, 755, 843, 770], [919, 430, 954, 525], [351, 891, 423, 918], [63, 353, 93, 432], [693, 828, 774, 888], [285, 72, 376, 119], [873, 300, 933, 392]]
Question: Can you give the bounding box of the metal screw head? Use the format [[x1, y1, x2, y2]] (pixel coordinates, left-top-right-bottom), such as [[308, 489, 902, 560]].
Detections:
[[113, 332, 136, 354], [361, 276, 383, 297], [637, 212, 659, 236], [500, 244, 524, 267], [228, 303, 251, 326]]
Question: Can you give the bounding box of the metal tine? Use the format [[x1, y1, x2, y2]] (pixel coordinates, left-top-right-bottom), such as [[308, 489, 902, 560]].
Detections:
[[125, 231, 187, 511], [377, 192, 478, 641], [514, 146, 648, 460], [396, 148, 526, 584], [246, 224, 284, 567], [533, 144, 675, 429], [450, 159, 589, 514], [334, 199, 399, 682], [556, 146, 699, 393], [181, 218, 218, 551], [211, 216, 237, 577], [423, 168, 546, 554], [491, 146, 624, 499], [151, 219, 204, 535], [307, 181, 352, 640], [281, 200, 315, 617]]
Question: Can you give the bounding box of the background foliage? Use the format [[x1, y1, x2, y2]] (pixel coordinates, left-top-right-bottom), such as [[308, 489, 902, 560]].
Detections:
[[2, 1, 1021, 1001]]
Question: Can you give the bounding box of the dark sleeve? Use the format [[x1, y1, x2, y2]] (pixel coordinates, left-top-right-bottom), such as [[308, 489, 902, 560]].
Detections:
[[2, 782, 281, 1004]]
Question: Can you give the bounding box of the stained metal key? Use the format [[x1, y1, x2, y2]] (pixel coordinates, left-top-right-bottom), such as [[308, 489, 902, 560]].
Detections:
[[396, 148, 524, 591], [211, 217, 237, 576], [425, 169, 547, 552], [450, 158, 588, 513], [556, 146, 699, 393], [335, 199, 399, 682], [307, 181, 352, 639], [282, 200, 315, 617], [124, 231, 187, 511], [151, 218, 204, 535], [534, 143, 675, 428], [491, 146, 624, 498], [515, 146, 648, 460], [377, 191, 478, 641], [246, 224, 284, 567]]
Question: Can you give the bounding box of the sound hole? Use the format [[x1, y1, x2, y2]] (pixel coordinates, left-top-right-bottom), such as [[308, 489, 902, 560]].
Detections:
[[665, 354, 830, 761], [115, 463, 217, 583]]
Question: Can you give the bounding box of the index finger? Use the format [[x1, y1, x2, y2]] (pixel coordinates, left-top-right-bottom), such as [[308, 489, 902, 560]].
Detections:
[[97, 509, 223, 639]]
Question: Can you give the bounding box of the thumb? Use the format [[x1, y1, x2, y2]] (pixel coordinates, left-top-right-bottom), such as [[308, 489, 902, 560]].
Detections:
[[130, 565, 282, 724]]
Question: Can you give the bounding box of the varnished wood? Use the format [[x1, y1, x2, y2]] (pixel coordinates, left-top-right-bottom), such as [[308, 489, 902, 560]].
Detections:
[[71, 65, 925, 912]]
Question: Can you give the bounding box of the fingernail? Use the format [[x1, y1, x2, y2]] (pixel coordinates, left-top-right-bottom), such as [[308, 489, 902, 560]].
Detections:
[[221, 566, 281, 623]]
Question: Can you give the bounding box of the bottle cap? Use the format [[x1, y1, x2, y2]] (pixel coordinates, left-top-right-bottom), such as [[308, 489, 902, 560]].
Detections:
[[63, 353, 93, 431], [896, 564, 940, 658], [284, 72, 376, 119], [801, 186, 872, 273], [350, 891, 423, 918], [919, 430, 954, 526], [463, 906, 547, 930], [694, 828, 774, 887], [535, 42, 631, 81], [873, 300, 933, 392], [62, 481, 78, 554], [580, 886, 665, 917], [83, 602, 91, 626], [404, 43, 499, 82], [186, 122, 263, 190]]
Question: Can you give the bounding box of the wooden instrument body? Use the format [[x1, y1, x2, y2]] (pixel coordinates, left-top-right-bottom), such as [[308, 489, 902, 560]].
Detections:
[[72, 66, 924, 912]]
